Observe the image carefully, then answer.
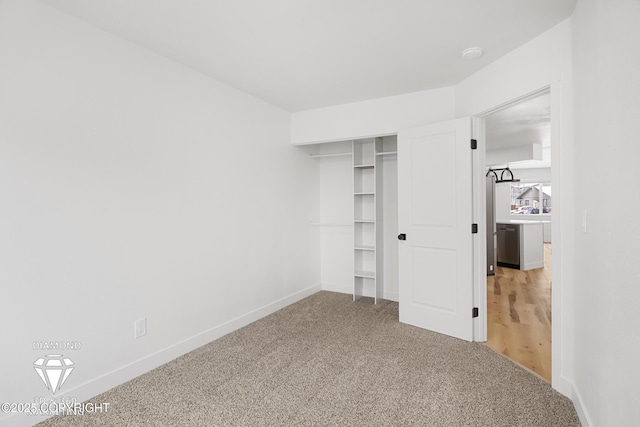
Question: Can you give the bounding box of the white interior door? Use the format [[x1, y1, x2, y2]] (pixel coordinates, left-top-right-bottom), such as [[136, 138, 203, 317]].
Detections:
[[398, 117, 474, 341]]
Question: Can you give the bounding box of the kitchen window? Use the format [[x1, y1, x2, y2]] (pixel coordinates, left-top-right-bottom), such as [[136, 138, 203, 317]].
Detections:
[[510, 182, 551, 215]]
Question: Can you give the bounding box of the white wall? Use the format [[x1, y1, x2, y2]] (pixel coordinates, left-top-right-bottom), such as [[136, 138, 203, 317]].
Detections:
[[291, 87, 455, 144], [571, 0, 640, 425], [0, 1, 319, 425], [315, 142, 353, 295]]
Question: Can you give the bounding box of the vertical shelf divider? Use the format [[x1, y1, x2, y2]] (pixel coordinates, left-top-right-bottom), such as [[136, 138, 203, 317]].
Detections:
[[374, 138, 384, 303]]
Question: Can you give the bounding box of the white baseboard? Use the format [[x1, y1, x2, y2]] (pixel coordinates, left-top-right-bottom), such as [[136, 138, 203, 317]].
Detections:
[[553, 375, 592, 427], [523, 261, 544, 270], [552, 374, 574, 399], [321, 283, 398, 303], [3, 284, 321, 427], [321, 282, 352, 295], [384, 291, 398, 302], [571, 382, 593, 427]]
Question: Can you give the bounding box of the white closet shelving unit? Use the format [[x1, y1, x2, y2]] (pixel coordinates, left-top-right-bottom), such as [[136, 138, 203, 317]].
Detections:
[[306, 136, 397, 303], [353, 138, 384, 303]]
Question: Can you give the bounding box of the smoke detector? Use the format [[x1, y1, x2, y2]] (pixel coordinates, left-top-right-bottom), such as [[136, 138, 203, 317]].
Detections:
[[462, 47, 484, 60]]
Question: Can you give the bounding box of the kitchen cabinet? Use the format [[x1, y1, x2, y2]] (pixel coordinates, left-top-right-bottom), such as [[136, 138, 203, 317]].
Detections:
[[497, 220, 544, 270]]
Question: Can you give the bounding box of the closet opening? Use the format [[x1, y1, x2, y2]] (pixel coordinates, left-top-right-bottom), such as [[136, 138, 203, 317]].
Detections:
[[304, 135, 399, 303]]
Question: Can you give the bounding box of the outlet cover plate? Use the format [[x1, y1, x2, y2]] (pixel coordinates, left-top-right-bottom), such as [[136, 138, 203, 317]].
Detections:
[[134, 318, 147, 338]]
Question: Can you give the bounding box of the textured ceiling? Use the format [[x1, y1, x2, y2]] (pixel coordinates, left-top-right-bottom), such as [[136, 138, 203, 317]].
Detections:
[[39, 0, 576, 112]]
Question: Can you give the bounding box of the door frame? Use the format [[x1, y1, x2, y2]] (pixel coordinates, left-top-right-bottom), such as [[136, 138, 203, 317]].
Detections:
[[470, 86, 553, 341], [471, 83, 565, 392]]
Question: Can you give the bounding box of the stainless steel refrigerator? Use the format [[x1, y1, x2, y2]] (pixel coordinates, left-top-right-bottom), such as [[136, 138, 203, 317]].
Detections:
[[486, 175, 497, 276]]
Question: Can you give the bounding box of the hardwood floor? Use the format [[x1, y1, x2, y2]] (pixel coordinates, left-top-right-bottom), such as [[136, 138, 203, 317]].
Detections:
[[485, 243, 552, 381]]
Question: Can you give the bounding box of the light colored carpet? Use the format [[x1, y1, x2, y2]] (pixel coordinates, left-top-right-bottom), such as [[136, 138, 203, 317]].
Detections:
[[38, 291, 580, 426]]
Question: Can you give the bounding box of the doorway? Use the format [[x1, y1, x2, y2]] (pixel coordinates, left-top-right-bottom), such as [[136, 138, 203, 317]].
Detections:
[[478, 88, 553, 381]]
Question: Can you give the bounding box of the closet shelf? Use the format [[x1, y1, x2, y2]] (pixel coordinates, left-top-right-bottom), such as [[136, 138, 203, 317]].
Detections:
[[354, 192, 374, 196], [310, 152, 352, 159], [310, 222, 353, 227], [354, 164, 375, 169], [354, 245, 375, 251], [355, 271, 376, 279], [376, 151, 397, 156], [354, 219, 375, 223]]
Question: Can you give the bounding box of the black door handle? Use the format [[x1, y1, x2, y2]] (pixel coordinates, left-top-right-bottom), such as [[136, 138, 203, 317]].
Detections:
[[398, 234, 406, 241]]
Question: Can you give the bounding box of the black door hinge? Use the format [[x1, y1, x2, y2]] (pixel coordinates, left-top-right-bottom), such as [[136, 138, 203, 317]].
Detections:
[[472, 307, 479, 318], [471, 223, 478, 234], [470, 139, 477, 150]]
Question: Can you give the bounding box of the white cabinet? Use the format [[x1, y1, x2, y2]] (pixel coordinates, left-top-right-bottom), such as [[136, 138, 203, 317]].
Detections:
[[498, 220, 544, 270], [519, 221, 545, 270]]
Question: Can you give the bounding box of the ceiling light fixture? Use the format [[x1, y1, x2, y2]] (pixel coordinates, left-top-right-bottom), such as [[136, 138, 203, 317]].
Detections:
[[462, 47, 483, 60]]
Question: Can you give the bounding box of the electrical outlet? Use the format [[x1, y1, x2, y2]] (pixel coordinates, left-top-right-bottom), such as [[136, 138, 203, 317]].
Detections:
[[134, 318, 147, 338], [581, 210, 588, 233]]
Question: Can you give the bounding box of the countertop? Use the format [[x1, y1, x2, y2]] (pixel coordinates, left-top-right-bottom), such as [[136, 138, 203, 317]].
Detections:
[[499, 219, 550, 225]]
